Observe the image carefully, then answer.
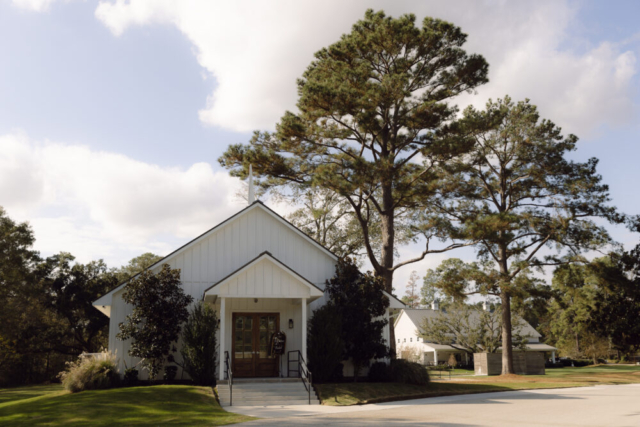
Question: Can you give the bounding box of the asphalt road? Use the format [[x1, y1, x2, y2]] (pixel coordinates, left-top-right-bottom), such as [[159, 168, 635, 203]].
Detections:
[[236, 383, 640, 426]]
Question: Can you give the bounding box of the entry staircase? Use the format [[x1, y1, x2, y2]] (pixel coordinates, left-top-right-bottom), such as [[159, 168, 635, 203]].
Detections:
[[218, 350, 318, 407], [217, 378, 320, 406]]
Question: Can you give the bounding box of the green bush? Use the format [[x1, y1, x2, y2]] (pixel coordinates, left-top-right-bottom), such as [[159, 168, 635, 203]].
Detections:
[[58, 351, 119, 393], [164, 365, 178, 381], [123, 368, 139, 386], [368, 361, 390, 382], [180, 302, 218, 386], [390, 359, 430, 386], [308, 304, 344, 383]]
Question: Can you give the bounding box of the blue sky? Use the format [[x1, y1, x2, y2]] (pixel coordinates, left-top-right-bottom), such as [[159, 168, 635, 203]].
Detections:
[[1, 0, 639, 293]]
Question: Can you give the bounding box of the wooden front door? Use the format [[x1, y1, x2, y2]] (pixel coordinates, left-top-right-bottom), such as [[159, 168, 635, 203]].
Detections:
[[232, 313, 279, 377]]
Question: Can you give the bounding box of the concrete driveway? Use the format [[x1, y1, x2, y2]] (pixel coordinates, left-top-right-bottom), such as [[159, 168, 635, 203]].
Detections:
[[233, 383, 640, 426]]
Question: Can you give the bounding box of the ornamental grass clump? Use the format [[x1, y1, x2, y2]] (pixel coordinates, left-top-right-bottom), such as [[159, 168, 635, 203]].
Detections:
[[58, 351, 119, 393]]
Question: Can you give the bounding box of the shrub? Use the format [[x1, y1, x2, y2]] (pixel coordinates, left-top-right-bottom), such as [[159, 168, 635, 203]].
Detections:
[[447, 353, 458, 368], [180, 302, 218, 386], [58, 351, 119, 393], [368, 361, 390, 382], [308, 304, 344, 383], [390, 359, 430, 386], [325, 259, 389, 379], [545, 362, 564, 369], [164, 366, 178, 381], [117, 264, 193, 379], [397, 344, 422, 363], [123, 368, 139, 386]]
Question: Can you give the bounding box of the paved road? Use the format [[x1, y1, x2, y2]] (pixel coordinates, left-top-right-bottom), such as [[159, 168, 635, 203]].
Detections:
[[234, 383, 640, 426]]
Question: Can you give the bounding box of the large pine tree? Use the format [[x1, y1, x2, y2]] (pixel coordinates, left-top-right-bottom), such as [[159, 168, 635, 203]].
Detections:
[[431, 97, 621, 373], [220, 10, 488, 352]]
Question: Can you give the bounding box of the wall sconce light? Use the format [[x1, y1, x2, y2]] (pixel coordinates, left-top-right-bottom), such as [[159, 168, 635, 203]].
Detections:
[[217, 318, 221, 328], [288, 319, 294, 329], [254, 298, 258, 303]]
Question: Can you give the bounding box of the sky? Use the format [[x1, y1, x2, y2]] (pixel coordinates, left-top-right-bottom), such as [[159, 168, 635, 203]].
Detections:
[[1, 0, 639, 296]]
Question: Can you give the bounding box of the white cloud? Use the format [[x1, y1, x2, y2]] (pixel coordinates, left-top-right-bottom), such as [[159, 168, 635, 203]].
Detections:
[[94, 0, 637, 136], [0, 132, 244, 266], [10, 0, 70, 12]]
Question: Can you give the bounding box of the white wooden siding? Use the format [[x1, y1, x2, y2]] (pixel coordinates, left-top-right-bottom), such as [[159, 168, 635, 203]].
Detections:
[[105, 203, 337, 377]]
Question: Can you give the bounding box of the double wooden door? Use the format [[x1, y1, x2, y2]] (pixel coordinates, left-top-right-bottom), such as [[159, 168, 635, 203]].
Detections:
[[232, 313, 279, 377]]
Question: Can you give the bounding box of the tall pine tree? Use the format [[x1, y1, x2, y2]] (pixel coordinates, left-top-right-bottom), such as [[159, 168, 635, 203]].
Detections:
[[431, 97, 621, 373], [220, 10, 488, 351]]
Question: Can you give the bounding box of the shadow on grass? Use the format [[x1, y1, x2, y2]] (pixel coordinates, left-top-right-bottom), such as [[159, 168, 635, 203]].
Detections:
[[0, 385, 253, 426], [0, 384, 64, 405]]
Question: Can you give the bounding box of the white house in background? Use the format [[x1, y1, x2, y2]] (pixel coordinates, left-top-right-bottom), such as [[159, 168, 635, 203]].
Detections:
[[93, 189, 404, 381], [394, 306, 557, 366]]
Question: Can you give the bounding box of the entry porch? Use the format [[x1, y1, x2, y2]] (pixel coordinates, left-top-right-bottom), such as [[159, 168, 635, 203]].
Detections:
[[202, 252, 324, 380]]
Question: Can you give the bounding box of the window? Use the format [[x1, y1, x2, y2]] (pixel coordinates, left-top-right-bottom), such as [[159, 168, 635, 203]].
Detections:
[[410, 338, 412, 342], [404, 338, 406, 342], [398, 339, 400, 343]]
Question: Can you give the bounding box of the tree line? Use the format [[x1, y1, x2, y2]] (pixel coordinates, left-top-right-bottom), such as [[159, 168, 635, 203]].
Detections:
[[0, 206, 162, 386]]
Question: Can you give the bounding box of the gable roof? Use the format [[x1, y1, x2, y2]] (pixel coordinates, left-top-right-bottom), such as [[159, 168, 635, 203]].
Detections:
[[384, 291, 407, 309], [396, 308, 541, 339], [93, 201, 338, 308], [202, 251, 324, 300]]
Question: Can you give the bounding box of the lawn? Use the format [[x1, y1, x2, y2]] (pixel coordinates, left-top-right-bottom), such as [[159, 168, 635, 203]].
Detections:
[[315, 364, 640, 406], [0, 384, 65, 406], [0, 384, 255, 426]]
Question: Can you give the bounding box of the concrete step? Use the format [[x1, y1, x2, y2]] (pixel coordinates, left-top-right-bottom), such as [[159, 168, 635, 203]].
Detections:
[[218, 378, 302, 386], [220, 399, 321, 406], [220, 395, 312, 402], [218, 385, 308, 392], [218, 392, 315, 399], [219, 383, 307, 388], [217, 380, 319, 407]]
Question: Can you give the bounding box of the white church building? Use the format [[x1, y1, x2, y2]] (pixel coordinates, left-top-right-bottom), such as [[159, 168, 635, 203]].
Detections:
[[93, 176, 404, 383]]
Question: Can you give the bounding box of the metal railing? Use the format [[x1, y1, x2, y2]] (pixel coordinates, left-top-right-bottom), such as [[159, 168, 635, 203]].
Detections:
[[224, 351, 233, 406], [430, 367, 452, 380], [288, 350, 313, 404]]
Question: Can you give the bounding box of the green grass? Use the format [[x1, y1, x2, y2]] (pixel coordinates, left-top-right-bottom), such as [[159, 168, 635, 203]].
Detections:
[[0, 384, 64, 406], [0, 385, 255, 426], [316, 365, 640, 406]]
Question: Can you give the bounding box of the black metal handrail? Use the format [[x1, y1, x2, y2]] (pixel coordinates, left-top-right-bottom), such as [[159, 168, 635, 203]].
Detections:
[[288, 350, 312, 404], [224, 351, 233, 406]]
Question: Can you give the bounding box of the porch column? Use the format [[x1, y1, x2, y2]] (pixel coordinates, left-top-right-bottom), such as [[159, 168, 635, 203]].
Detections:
[[434, 350, 438, 365], [552, 351, 556, 364], [301, 297, 307, 362], [219, 297, 226, 380]]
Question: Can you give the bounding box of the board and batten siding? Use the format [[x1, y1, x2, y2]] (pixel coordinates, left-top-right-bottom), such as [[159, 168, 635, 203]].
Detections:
[[106, 203, 337, 377], [215, 257, 316, 299]]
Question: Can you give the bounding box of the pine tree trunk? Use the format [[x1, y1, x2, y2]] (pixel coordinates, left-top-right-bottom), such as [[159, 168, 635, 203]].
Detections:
[[380, 181, 396, 357], [500, 290, 514, 375]]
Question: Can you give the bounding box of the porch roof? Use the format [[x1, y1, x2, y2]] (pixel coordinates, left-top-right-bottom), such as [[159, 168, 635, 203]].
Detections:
[[422, 343, 470, 352], [203, 251, 324, 302], [497, 343, 558, 352]]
